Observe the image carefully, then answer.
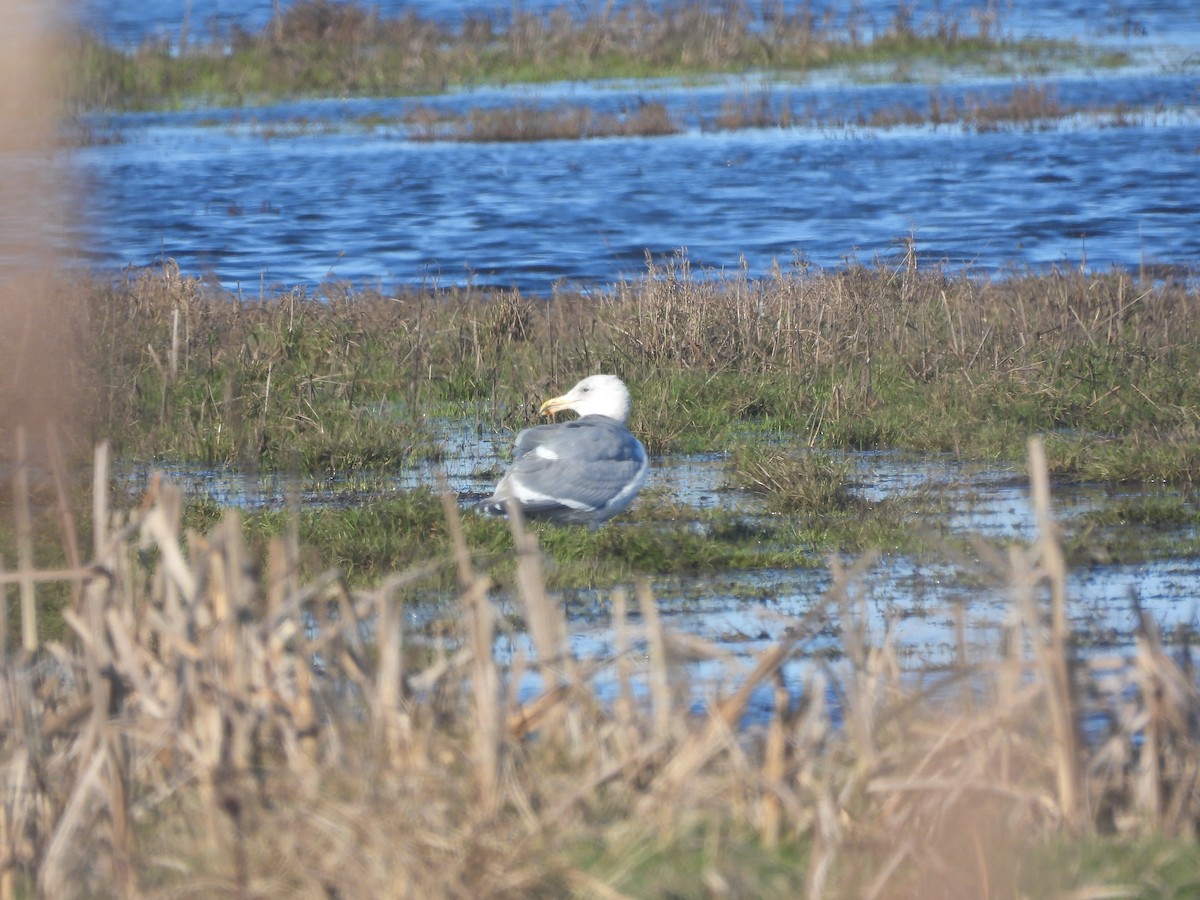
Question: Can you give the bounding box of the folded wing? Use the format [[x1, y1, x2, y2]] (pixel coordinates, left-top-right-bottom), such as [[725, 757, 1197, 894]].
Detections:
[[477, 416, 648, 525]]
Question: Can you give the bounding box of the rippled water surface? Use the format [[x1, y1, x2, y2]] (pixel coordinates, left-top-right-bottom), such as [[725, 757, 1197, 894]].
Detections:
[[66, 0, 1200, 293]]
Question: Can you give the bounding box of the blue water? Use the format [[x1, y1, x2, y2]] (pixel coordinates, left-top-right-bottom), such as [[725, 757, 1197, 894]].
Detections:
[[64, 0, 1200, 293]]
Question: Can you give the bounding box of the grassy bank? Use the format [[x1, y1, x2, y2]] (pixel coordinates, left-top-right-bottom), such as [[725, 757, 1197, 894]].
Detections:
[[77, 257, 1200, 485], [3, 443, 1200, 897], [69, 0, 1118, 111]]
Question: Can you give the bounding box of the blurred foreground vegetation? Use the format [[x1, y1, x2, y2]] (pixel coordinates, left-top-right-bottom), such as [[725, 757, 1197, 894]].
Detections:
[[2, 445, 1200, 897]]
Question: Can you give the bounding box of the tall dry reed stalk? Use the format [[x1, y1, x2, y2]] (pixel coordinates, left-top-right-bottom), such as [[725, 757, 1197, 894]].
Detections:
[[1, 436, 1198, 896]]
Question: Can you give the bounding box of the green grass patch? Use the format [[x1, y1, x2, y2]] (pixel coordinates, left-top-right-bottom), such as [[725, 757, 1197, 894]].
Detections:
[[166, 476, 952, 597], [180, 490, 822, 592], [571, 819, 810, 897], [568, 815, 1200, 898]]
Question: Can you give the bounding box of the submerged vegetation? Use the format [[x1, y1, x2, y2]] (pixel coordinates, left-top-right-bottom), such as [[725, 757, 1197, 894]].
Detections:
[[402, 99, 681, 142], [377, 82, 1165, 142], [69, 0, 1118, 111]]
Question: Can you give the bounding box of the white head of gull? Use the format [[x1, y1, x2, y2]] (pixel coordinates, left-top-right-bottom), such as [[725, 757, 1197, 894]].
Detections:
[[476, 374, 648, 527]]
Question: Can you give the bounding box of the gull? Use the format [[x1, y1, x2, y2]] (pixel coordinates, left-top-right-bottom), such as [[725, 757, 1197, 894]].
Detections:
[[476, 374, 648, 526]]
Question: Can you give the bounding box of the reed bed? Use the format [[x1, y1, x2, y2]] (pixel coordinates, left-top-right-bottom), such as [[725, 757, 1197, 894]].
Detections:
[[69, 79, 1162, 149], [384, 81, 1146, 143], [2, 436, 1199, 896]]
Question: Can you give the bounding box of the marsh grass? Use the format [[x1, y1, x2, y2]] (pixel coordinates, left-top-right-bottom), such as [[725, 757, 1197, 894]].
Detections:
[[868, 81, 1069, 130], [177, 486, 830, 596], [69, 0, 1105, 111], [727, 445, 860, 514], [1062, 496, 1200, 565], [80, 254, 1200, 490], [102, 79, 1169, 150], [3, 439, 1200, 896]]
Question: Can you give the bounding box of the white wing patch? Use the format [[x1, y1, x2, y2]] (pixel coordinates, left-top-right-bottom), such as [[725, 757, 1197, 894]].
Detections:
[[511, 475, 592, 510], [533, 445, 559, 460]]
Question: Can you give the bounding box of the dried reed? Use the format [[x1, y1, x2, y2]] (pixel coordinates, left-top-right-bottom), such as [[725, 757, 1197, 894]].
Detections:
[[1, 436, 1198, 896]]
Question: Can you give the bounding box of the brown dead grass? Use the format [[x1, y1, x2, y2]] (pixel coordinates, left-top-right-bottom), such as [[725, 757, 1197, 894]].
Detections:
[[396, 82, 1097, 142], [868, 82, 1072, 131]]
